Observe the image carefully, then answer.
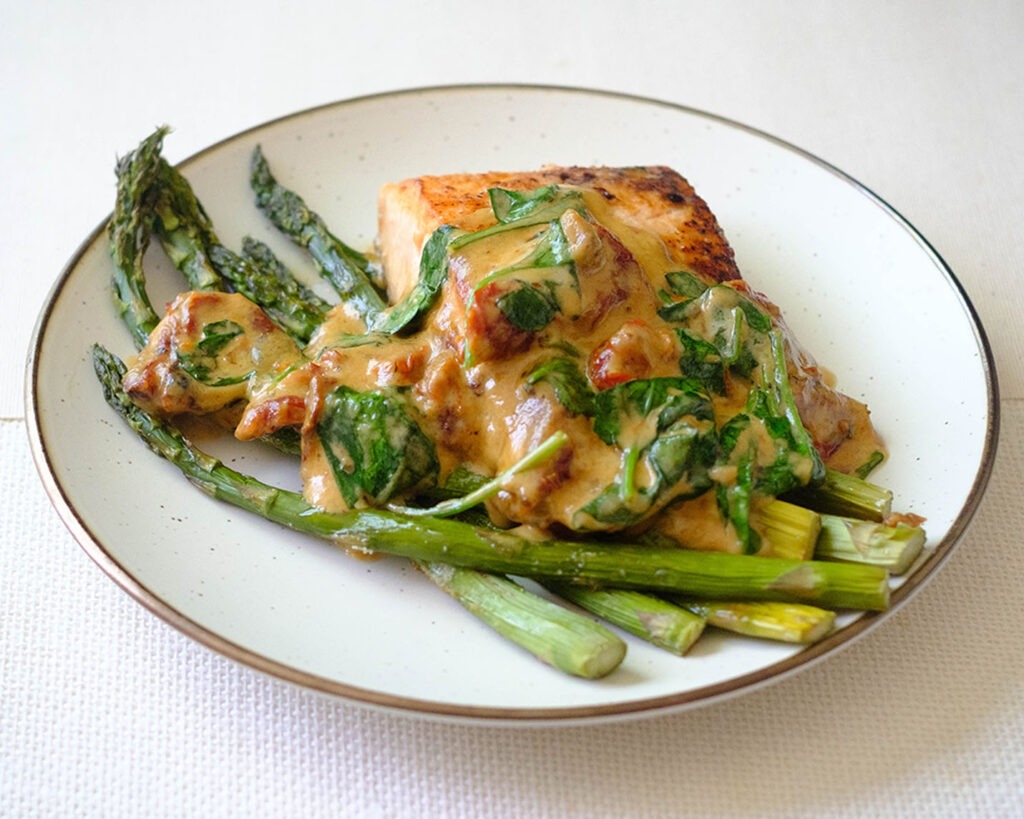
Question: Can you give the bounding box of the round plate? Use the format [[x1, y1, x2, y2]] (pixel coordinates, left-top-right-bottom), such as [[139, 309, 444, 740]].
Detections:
[[26, 85, 999, 724]]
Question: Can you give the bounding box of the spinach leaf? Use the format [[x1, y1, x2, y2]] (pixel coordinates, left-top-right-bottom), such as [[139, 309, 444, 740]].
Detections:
[[756, 330, 826, 487], [476, 219, 576, 289], [716, 449, 761, 554], [496, 282, 560, 331], [317, 386, 438, 507], [657, 271, 710, 320], [591, 377, 713, 445], [489, 185, 560, 223], [471, 219, 580, 335], [675, 329, 726, 394], [526, 356, 596, 416], [449, 185, 586, 252], [371, 224, 455, 335], [737, 297, 772, 333], [664, 270, 709, 300], [660, 285, 773, 384], [705, 333, 826, 551], [176, 320, 253, 386], [573, 377, 717, 529], [195, 320, 244, 354]]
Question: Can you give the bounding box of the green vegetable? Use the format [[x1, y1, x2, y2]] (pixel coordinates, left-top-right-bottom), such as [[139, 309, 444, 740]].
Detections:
[[674, 329, 726, 393], [758, 329, 826, 485], [575, 377, 717, 529], [151, 159, 227, 293], [716, 445, 760, 554], [93, 344, 629, 678], [854, 450, 886, 479], [389, 431, 568, 519], [674, 600, 836, 644], [476, 220, 579, 332], [108, 132, 305, 456], [664, 270, 709, 300], [108, 126, 167, 348], [526, 356, 596, 416], [755, 499, 822, 561], [422, 564, 626, 679], [495, 283, 561, 331], [787, 468, 893, 522], [227, 237, 333, 344], [817, 515, 925, 574], [542, 584, 706, 655], [449, 185, 586, 251], [135, 149, 331, 343], [371, 225, 455, 335], [317, 386, 438, 507], [250, 145, 386, 326], [488, 185, 562, 223], [175, 320, 253, 386]]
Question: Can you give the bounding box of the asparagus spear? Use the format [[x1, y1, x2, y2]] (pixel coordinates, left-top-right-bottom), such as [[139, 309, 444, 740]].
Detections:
[[151, 159, 227, 292], [250, 146, 387, 326], [817, 515, 925, 574], [786, 468, 893, 522], [241, 236, 334, 339], [92, 343, 890, 612], [541, 584, 706, 655], [755, 499, 821, 561], [674, 600, 836, 644], [419, 563, 626, 678], [208, 244, 329, 345], [109, 127, 167, 348]]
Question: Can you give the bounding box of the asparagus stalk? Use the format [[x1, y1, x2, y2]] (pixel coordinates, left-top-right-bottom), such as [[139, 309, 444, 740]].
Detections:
[[250, 146, 387, 326], [420, 563, 626, 678], [109, 127, 167, 348], [541, 584, 705, 655], [241, 236, 335, 337], [755, 499, 821, 561], [151, 160, 227, 292], [817, 515, 925, 574], [92, 344, 890, 612], [208, 244, 329, 345], [786, 468, 893, 522], [675, 600, 836, 644]]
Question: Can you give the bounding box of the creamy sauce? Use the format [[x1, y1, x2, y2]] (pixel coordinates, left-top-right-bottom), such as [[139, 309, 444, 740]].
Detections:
[[123, 291, 304, 417]]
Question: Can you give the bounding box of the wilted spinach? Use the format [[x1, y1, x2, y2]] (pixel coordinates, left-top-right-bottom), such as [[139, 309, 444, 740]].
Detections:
[[317, 386, 438, 507], [573, 377, 717, 529], [371, 224, 456, 335], [526, 356, 596, 416], [176, 320, 253, 386]]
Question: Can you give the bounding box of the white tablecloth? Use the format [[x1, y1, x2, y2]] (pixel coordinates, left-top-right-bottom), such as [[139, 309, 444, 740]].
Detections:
[[5, 2, 1023, 815]]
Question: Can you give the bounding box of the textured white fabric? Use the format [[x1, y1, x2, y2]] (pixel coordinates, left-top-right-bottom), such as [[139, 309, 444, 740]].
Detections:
[[4, 1, 1024, 815], [3, 414, 1023, 816]]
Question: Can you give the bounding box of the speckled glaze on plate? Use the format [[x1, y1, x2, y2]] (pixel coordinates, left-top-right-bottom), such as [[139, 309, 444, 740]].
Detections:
[[26, 85, 999, 724]]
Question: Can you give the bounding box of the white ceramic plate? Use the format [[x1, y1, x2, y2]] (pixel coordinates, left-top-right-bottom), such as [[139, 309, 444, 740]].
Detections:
[[26, 86, 998, 724]]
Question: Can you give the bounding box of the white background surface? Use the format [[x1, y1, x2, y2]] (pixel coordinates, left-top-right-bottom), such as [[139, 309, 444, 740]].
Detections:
[[4, 1, 1022, 816]]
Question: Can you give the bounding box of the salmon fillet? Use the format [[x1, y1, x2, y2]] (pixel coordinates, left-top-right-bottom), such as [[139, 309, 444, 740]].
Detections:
[[377, 165, 741, 303]]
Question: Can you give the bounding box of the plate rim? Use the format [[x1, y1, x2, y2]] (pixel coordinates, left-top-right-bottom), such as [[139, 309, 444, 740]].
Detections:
[[24, 82, 1002, 724]]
